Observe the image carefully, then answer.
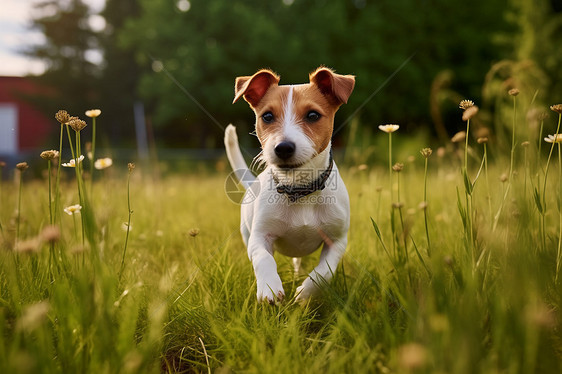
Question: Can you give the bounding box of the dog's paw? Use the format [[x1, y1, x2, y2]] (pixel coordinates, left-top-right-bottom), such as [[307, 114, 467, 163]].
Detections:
[[256, 277, 285, 304], [294, 277, 319, 304]]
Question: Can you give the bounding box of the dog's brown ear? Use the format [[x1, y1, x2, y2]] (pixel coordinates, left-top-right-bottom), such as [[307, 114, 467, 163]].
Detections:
[[310, 67, 355, 105], [233, 69, 280, 107]]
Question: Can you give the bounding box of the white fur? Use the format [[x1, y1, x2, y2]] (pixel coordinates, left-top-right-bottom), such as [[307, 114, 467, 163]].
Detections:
[[262, 86, 316, 168], [225, 121, 350, 304]]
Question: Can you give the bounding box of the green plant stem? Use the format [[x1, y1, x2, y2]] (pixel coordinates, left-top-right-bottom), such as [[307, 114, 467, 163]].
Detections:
[[396, 172, 408, 259], [48, 161, 53, 225], [54, 123, 64, 224], [73, 213, 78, 242], [464, 119, 470, 172], [90, 116, 97, 191], [554, 143, 562, 282], [509, 96, 516, 183], [484, 144, 492, 225], [16, 170, 23, 244], [65, 125, 76, 163], [423, 157, 431, 257], [538, 119, 544, 172], [541, 114, 562, 213], [493, 99, 518, 231], [538, 114, 561, 251], [76, 132, 85, 245], [463, 118, 475, 261], [119, 170, 133, 282], [388, 132, 396, 255], [388, 132, 393, 201]]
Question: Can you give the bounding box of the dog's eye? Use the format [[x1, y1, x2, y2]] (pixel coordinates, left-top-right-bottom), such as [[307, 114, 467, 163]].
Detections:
[[306, 111, 321, 122], [262, 112, 275, 124]]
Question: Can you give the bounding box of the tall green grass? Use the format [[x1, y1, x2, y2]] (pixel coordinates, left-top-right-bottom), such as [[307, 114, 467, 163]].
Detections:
[[0, 104, 561, 373]]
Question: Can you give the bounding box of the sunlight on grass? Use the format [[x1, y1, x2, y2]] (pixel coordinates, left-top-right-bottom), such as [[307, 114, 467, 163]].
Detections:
[[0, 102, 562, 373]]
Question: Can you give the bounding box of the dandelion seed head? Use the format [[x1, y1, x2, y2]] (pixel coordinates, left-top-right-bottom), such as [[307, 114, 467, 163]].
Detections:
[[526, 302, 556, 329], [392, 202, 404, 209], [128, 163, 136, 173], [94, 158, 113, 170], [451, 131, 466, 143], [188, 228, 200, 237], [508, 88, 520, 96], [70, 244, 88, 255], [392, 163, 404, 172], [462, 105, 479, 121], [68, 118, 87, 132], [55, 110, 70, 124], [40, 150, 59, 160], [420, 148, 432, 158], [477, 137, 489, 144], [41, 225, 61, 243], [398, 343, 428, 370], [378, 124, 399, 133], [521, 141, 530, 147], [538, 111, 549, 121], [17, 301, 50, 332], [418, 201, 428, 210], [85, 109, 101, 118], [550, 104, 562, 114], [16, 162, 29, 171], [14, 238, 41, 254], [459, 99, 474, 110]]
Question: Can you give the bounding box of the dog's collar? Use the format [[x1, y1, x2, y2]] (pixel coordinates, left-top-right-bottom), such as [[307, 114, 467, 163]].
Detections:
[[273, 149, 334, 202]]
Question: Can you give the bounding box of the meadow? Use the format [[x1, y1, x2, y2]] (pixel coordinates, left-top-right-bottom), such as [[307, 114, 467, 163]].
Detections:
[[1, 103, 562, 374]]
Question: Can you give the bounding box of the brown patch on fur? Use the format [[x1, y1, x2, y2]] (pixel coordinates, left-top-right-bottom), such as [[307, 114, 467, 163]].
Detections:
[[252, 86, 291, 149], [233, 67, 355, 155], [233, 69, 280, 107], [292, 85, 337, 154]]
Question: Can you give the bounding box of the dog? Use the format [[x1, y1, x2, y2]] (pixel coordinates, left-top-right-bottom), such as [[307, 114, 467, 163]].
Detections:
[[224, 67, 355, 303]]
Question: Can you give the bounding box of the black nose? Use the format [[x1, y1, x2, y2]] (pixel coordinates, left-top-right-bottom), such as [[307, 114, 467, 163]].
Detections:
[[274, 141, 296, 160]]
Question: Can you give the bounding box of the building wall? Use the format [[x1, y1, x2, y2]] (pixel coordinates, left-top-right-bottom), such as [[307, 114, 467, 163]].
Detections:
[[0, 77, 51, 154]]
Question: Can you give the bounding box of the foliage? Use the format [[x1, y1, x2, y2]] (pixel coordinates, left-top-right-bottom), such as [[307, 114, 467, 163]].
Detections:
[[24, 0, 99, 116], [119, 0, 512, 147]]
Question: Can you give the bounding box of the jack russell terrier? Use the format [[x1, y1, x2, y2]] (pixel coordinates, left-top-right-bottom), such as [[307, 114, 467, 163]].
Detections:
[[225, 67, 355, 303]]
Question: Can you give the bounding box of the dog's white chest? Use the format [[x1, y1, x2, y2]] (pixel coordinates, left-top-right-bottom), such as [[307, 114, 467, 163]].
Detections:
[[272, 202, 329, 257], [243, 167, 350, 258]]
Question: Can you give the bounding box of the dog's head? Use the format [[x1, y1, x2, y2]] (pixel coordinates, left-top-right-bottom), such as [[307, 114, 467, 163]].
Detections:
[[233, 67, 355, 168]]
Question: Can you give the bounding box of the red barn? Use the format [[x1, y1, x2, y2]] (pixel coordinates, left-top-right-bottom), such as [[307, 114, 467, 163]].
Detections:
[[0, 76, 51, 155]]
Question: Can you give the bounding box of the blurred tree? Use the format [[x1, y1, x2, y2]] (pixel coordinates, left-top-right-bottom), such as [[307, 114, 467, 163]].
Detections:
[[96, 0, 142, 144], [508, 0, 562, 102], [25, 0, 99, 118], [120, 0, 513, 148]]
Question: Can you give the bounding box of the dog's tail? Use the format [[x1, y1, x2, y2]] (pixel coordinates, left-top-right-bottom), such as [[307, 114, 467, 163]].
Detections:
[[224, 124, 255, 190]]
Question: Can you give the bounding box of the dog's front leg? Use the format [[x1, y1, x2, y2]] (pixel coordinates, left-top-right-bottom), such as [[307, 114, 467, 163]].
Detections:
[[295, 237, 347, 302], [248, 233, 285, 304]]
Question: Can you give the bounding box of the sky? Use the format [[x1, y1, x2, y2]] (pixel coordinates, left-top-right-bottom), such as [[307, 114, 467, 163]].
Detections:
[[0, 0, 105, 77]]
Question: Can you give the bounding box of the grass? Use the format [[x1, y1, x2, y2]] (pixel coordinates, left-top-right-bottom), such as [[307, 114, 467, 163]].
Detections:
[[1, 107, 562, 373]]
